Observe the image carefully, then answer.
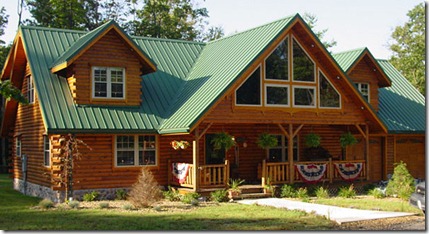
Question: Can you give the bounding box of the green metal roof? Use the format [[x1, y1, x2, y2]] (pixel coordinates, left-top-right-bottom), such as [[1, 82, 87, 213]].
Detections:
[[18, 14, 424, 135], [49, 20, 156, 73], [333, 49, 425, 133], [20, 25, 203, 133], [376, 60, 426, 133], [159, 15, 296, 132]]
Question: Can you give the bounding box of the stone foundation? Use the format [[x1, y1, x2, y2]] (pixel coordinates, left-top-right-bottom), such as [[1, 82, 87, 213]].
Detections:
[[13, 178, 130, 202]]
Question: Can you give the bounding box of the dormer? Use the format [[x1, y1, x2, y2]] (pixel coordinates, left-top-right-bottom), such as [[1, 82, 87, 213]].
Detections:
[[50, 21, 156, 106], [333, 48, 391, 112]]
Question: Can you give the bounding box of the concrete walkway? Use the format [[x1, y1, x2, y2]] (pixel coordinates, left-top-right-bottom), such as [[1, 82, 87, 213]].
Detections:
[[237, 198, 416, 224]]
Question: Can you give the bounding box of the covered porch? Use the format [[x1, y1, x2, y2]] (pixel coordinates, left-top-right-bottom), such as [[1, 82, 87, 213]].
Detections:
[[167, 122, 374, 192]]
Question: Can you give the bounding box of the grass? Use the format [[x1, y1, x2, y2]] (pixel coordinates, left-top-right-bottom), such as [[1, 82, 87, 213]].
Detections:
[[312, 196, 422, 213], [0, 174, 336, 231]]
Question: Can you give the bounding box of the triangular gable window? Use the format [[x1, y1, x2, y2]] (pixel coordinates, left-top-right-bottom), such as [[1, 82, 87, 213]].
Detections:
[[265, 37, 289, 81], [292, 38, 315, 82], [319, 70, 340, 108], [235, 67, 261, 106]]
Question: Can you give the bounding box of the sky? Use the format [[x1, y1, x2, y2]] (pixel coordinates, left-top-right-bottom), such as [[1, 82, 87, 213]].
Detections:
[[1, 0, 425, 59]]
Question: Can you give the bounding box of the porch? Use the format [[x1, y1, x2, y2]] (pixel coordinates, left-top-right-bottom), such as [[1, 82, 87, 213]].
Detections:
[[167, 158, 367, 192]]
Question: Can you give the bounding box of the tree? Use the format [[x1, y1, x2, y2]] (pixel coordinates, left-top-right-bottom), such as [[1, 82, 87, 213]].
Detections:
[[0, 6, 10, 71], [302, 13, 337, 50], [130, 0, 209, 41], [389, 3, 425, 95]]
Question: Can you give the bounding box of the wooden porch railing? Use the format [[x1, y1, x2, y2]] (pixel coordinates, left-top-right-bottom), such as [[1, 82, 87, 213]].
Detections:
[[168, 160, 229, 190], [262, 159, 367, 186]]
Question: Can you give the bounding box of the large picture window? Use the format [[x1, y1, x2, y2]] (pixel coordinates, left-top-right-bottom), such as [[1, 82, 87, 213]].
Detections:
[[235, 67, 261, 105], [293, 86, 316, 107], [292, 38, 315, 82], [116, 135, 157, 167], [265, 84, 289, 106], [265, 38, 289, 81], [319, 71, 340, 108], [92, 67, 125, 99]]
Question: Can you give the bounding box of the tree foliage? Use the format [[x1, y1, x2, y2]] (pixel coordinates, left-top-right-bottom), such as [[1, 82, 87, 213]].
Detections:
[[389, 3, 425, 95], [23, 0, 223, 41], [302, 13, 337, 50]]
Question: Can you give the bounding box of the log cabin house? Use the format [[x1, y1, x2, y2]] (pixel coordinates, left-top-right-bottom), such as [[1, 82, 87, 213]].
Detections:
[[1, 14, 425, 202]]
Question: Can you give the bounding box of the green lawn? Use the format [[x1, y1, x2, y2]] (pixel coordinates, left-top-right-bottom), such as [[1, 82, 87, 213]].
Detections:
[[0, 174, 336, 231]]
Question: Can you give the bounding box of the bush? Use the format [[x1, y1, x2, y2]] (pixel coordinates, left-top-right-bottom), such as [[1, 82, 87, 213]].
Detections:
[[115, 189, 128, 200], [280, 184, 297, 198], [315, 186, 329, 199], [99, 202, 110, 209], [296, 187, 309, 201], [68, 200, 80, 209], [83, 191, 99, 202], [385, 161, 415, 200], [128, 167, 162, 208], [181, 192, 200, 205], [338, 184, 356, 198], [210, 190, 228, 202], [368, 188, 385, 199], [163, 186, 182, 201], [39, 199, 55, 209], [362, 183, 376, 193], [122, 203, 135, 211]]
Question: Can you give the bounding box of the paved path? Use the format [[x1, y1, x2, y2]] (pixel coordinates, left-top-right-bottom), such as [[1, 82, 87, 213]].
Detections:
[[237, 198, 416, 224]]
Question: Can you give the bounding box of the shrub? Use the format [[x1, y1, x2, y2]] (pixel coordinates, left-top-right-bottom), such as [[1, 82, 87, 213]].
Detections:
[[181, 192, 200, 205], [68, 200, 80, 209], [83, 191, 99, 202], [163, 186, 182, 201], [296, 187, 309, 201], [338, 184, 356, 198], [128, 167, 162, 208], [368, 188, 385, 199], [210, 190, 228, 202], [122, 203, 135, 211], [362, 183, 376, 193], [115, 189, 128, 200], [280, 184, 297, 198], [39, 199, 55, 209], [99, 202, 110, 209], [315, 186, 329, 199], [385, 161, 415, 200]]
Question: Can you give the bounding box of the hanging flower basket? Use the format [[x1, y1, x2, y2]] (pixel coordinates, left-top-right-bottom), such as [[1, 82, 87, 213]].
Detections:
[[170, 140, 190, 150]]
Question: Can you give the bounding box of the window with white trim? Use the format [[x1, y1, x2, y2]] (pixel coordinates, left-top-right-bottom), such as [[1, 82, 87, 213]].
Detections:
[[293, 86, 316, 107], [43, 135, 51, 166], [265, 84, 289, 106], [116, 135, 157, 166], [292, 38, 315, 83], [16, 136, 21, 157], [27, 76, 35, 104], [265, 37, 289, 81], [319, 70, 341, 108], [92, 67, 125, 99], [235, 67, 261, 106], [355, 83, 369, 101]]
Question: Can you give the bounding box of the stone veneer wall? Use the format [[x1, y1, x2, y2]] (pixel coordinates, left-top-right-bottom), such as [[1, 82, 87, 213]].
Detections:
[[13, 178, 130, 202]]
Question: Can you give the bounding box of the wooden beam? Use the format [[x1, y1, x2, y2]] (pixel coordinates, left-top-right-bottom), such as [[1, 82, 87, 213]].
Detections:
[[277, 124, 289, 139], [365, 125, 370, 181], [355, 124, 367, 138], [197, 123, 213, 141], [288, 124, 294, 184], [292, 124, 304, 138]]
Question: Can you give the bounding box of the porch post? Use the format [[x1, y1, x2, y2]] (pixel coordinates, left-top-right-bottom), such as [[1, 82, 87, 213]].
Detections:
[[288, 124, 294, 184], [192, 140, 199, 192], [365, 125, 370, 181]]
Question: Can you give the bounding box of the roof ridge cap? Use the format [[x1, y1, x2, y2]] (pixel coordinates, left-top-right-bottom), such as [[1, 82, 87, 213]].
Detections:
[[132, 35, 206, 45], [207, 14, 298, 45]]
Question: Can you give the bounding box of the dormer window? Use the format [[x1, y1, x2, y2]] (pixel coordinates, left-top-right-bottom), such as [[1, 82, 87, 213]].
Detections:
[[355, 83, 369, 101], [92, 67, 125, 99]]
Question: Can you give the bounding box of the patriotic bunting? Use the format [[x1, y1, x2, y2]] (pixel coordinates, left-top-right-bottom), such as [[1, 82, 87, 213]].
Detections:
[[171, 163, 190, 183], [295, 164, 327, 183], [334, 162, 363, 181]]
